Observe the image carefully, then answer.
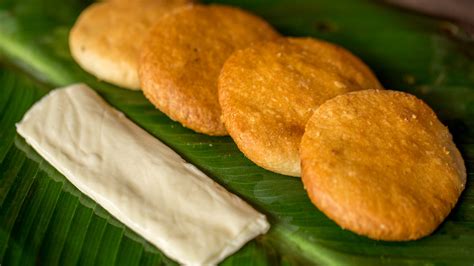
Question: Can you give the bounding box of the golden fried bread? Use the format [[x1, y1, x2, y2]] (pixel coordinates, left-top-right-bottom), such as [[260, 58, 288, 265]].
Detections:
[[218, 37, 382, 176], [139, 4, 280, 136], [69, 0, 192, 90], [301, 90, 466, 241]]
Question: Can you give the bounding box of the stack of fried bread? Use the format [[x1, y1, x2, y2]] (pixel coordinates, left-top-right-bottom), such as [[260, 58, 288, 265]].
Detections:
[[70, 0, 466, 241]]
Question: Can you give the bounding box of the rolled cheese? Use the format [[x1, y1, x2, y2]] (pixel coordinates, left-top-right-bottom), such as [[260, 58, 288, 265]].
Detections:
[[16, 84, 270, 265]]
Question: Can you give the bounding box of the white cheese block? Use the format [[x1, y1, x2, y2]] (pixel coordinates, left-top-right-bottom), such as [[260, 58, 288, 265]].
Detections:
[[16, 84, 270, 265]]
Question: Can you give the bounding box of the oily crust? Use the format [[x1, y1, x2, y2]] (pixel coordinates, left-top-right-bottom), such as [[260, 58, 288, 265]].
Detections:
[[301, 90, 466, 241], [139, 4, 280, 136], [69, 0, 192, 90], [218, 37, 382, 176]]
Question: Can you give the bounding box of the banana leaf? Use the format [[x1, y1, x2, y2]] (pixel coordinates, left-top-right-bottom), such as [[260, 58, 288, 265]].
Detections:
[[1, 0, 474, 265]]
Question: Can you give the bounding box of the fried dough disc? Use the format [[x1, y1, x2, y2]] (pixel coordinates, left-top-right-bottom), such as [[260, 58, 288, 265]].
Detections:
[[139, 4, 280, 136], [69, 0, 192, 90], [218, 37, 382, 176], [301, 90, 466, 241]]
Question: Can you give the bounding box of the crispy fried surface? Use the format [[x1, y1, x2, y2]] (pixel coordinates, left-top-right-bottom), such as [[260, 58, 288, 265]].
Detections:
[[301, 90, 466, 241], [139, 4, 280, 136], [69, 0, 192, 90], [218, 38, 381, 176]]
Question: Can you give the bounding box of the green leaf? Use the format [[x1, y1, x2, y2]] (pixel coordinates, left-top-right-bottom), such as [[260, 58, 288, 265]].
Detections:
[[1, 0, 474, 265]]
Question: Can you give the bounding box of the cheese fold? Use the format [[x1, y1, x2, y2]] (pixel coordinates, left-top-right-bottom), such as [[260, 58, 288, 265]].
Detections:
[[16, 84, 269, 265]]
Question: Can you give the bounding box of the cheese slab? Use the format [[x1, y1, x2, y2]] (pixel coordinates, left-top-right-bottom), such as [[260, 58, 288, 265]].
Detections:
[[16, 84, 270, 265]]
